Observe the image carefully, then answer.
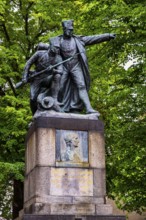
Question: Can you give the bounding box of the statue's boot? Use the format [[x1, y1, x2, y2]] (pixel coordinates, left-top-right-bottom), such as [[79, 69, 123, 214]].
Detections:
[[52, 96, 63, 106], [55, 100, 64, 106], [79, 89, 100, 115], [51, 90, 63, 112]]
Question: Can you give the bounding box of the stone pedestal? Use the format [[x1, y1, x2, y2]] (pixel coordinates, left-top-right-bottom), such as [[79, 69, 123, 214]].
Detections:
[[22, 111, 125, 220], [23, 215, 126, 220]]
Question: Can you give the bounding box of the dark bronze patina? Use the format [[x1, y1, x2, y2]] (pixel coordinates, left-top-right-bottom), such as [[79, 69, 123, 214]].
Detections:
[[19, 20, 116, 115]]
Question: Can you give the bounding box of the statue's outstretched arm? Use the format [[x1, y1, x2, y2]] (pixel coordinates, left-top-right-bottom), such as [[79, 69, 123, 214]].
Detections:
[[81, 33, 116, 46]]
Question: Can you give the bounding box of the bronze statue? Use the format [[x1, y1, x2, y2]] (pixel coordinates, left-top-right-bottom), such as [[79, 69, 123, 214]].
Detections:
[[50, 20, 116, 114], [19, 20, 116, 115], [21, 40, 63, 114]]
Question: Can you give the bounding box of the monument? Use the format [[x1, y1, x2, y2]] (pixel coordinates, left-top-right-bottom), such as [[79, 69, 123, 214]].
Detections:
[[16, 20, 126, 220]]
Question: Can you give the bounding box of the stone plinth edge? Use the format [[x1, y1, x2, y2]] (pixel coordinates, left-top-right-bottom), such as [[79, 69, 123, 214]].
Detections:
[[23, 214, 126, 220], [26, 111, 104, 141]]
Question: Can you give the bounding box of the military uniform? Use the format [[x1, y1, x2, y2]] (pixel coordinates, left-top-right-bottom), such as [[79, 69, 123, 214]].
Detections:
[[50, 20, 114, 113], [23, 49, 63, 114]]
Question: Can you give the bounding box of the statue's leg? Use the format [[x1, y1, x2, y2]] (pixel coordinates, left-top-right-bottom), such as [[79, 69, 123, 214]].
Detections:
[[58, 68, 71, 111], [59, 68, 69, 92], [51, 73, 62, 104], [30, 80, 41, 115], [79, 88, 100, 114], [72, 67, 100, 114]]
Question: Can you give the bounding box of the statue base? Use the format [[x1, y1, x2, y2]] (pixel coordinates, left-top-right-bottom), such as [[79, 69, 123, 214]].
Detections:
[[23, 214, 126, 220], [17, 110, 125, 220]]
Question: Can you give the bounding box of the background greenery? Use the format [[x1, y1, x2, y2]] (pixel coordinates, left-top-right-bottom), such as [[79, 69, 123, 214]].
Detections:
[[0, 0, 145, 219]]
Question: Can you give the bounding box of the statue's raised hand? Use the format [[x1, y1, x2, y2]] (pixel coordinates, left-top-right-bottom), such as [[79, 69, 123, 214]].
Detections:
[[109, 33, 116, 39]]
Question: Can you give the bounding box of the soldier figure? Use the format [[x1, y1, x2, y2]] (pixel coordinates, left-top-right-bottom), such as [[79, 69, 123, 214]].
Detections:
[[22, 40, 63, 114], [20, 20, 116, 115], [50, 20, 116, 114]]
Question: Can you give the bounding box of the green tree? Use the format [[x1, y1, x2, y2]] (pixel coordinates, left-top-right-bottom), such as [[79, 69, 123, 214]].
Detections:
[[0, 0, 146, 218], [80, 0, 146, 213], [0, 0, 81, 218]]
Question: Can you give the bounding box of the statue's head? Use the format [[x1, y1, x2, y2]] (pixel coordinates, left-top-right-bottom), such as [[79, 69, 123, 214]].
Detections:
[[62, 20, 74, 38], [64, 133, 79, 148], [49, 37, 60, 55]]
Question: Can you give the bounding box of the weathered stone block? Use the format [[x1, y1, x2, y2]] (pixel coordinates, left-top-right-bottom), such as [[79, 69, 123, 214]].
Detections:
[[35, 166, 51, 195], [93, 169, 106, 197], [36, 195, 73, 204], [96, 204, 113, 215], [24, 203, 51, 215], [24, 169, 36, 203], [23, 214, 126, 220], [89, 132, 105, 168], [23, 215, 126, 220], [50, 204, 95, 215], [73, 197, 104, 204], [25, 128, 56, 176], [36, 128, 56, 166], [26, 132, 36, 174], [50, 168, 93, 197], [24, 175, 29, 203], [24, 167, 50, 204]]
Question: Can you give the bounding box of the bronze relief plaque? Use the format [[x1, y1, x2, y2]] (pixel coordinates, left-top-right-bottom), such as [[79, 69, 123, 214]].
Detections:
[[56, 130, 88, 167]]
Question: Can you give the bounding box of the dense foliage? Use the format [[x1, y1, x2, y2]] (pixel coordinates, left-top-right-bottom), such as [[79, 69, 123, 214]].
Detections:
[[80, 0, 146, 214], [0, 0, 145, 219]]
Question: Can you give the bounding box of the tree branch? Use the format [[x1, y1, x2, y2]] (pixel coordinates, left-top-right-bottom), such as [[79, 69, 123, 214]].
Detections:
[[6, 77, 17, 97], [2, 23, 11, 43]]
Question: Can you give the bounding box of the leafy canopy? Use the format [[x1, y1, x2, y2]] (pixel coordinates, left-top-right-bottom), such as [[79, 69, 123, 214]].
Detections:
[[0, 0, 146, 218]]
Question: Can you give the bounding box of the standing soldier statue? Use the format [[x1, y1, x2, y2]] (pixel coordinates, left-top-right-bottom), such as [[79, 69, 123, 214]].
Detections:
[[50, 20, 116, 114], [17, 20, 116, 115]]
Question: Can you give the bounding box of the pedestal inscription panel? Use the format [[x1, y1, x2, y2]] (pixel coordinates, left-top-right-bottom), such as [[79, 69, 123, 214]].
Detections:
[[50, 168, 93, 196], [56, 130, 88, 167]]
